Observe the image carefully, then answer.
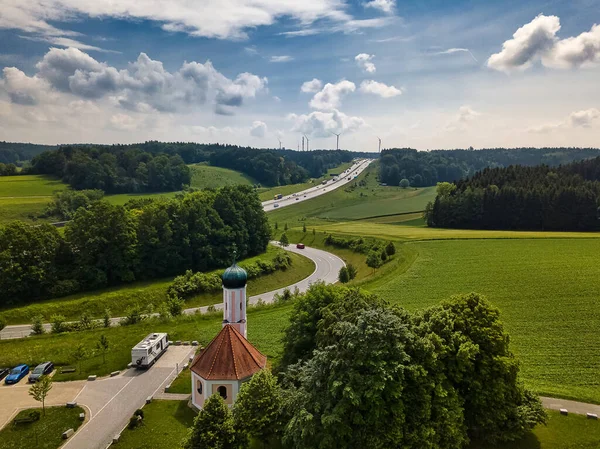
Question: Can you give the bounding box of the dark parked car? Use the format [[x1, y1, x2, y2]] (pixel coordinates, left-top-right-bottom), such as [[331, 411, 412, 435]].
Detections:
[[29, 362, 54, 383], [5, 364, 29, 385], [0, 368, 10, 381]]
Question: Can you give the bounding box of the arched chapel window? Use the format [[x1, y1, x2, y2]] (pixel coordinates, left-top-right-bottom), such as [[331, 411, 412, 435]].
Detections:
[[217, 386, 227, 399]]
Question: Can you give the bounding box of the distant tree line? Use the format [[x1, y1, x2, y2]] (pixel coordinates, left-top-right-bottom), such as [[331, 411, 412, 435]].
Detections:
[[0, 163, 17, 176], [30, 146, 191, 193], [379, 147, 600, 187], [424, 157, 600, 231], [0, 141, 56, 164], [0, 186, 270, 306]]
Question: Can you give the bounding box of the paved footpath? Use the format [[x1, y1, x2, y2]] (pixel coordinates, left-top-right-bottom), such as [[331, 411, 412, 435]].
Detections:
[[62, 346, 194, 449], [541, 396, 600, 416]]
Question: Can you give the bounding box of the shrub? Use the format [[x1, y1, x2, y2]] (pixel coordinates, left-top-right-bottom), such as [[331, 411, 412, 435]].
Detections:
[[31, 315, 45, 335], [166, 295, 185, 317], [48, 279, 80, 298], [338, 267, 350, 284], [0, 315, 5, 332], [346, 264, 357, 280], [28, 410, 41, 421], [50, 315, 67, 334], [128, 415, 142, 429], [120, 305, 144, 326], [134, 409, 144, 419], [385, 242, 396, 256]]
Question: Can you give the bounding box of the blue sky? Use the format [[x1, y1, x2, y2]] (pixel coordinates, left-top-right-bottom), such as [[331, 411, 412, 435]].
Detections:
[[0, 0, 599, 151]]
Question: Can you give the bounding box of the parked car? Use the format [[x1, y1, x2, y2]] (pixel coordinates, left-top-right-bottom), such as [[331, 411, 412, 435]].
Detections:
[[0, 368, 10, 381], [29, 362, 54, 383], [5, 364, 29, 385], [296, 243, 305, 249]]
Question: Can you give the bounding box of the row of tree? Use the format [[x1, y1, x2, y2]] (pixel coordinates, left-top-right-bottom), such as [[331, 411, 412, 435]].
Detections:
[[0, 186, 270, 306], [185, 284, 545, 449], [0, 162, 17, 176], [379, 147, 600, 187], [0, 141, 56, 164], [30, 146, 191, 193], [425, 157, 600, 231]]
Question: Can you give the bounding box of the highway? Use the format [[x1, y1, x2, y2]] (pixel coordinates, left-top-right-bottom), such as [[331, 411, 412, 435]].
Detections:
[[262, 158, 373, 211]]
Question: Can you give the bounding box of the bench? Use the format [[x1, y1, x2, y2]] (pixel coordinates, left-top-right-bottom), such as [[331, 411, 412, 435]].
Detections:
[[62, 428, 74, 439], [60, 366, 76, 374], [13, 416, 37, 425]]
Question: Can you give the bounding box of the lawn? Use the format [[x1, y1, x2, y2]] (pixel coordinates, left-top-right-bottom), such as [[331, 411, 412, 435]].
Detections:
[[258, 162, 354, 201], [0, 406, 85, 449], [267, 163, 435, 227], [114, 400, 196, 449], [168, 368, 192, 394], [372, 238, 600, 404], [0, 301, 294, 381], [471, 410, 600, 449], [0, 246, 314, 325]]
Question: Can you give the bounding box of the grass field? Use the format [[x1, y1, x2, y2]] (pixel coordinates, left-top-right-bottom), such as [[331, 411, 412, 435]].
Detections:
[[168, 368, 192, 394], [267, 163, 435, 227], [0, 302, 293, 381], [0, 406, 85, 449], [258, 162, 354, 201], [0, 246, 315, 325], [372, 238, 600, 404], [0, 175, 68, 223], [114, 400, 196, 449]]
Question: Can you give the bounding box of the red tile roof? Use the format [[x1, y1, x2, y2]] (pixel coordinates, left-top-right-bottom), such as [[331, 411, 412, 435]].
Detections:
[[191, 325, 267, 381]]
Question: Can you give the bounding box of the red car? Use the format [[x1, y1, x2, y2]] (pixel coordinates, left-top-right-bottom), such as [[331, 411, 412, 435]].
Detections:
[[296, 243, 305, 249]]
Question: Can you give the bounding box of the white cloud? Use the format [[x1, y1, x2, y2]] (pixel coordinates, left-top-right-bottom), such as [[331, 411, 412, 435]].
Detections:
[[309, 80, 356, 110], [355, 53, 376, 73], [434, 48, 478, 62], [445, 106, 481, 131], [528, 108, 600, 133], [364, 0, 395, 14], [269, 55, 294, 63], [109, 113, 139, 131], [19, 35, 116, 53], [287, 109, 367, 137], [359, 80, 402, 98], [488, 15, 600, 72], [0, 0, 351, 41], [250, 120, 268, 137], [280, 17, 394, 37], [0, 67, 52, 105], [1, 47, 267, 115], [300, 78, 323, 93]]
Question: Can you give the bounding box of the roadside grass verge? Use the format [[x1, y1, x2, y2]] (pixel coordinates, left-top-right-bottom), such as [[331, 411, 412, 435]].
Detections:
[[0, 302, 294, 381], [0, 406, 85, 449], [114, 400, 196, 449], [471, 410, 600, 449], [0, 247, 314, 325]]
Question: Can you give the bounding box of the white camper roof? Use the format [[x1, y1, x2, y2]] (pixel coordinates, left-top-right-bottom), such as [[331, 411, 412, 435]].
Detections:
[[133, 333, 168, 351]]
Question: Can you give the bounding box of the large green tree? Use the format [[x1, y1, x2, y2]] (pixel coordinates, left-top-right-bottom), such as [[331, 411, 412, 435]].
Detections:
[[66, 201, 138, 287], [183, 394, 237, 449], [0, 222, 62, 303], [233, 370, 283, 447], [415, 292, 546, 444]]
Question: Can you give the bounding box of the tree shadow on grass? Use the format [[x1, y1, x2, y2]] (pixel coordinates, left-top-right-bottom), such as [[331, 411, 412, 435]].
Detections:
[[469, 433, 541, 449], [174, 400, 196, 427]]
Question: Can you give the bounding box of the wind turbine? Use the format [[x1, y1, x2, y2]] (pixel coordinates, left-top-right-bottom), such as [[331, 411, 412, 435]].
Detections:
[[330, 131, 341, 150], [303, 134, 310, 151], [302, 136, 305, 152], [377, 136, 382, 153], [278, 138, 282, 150]]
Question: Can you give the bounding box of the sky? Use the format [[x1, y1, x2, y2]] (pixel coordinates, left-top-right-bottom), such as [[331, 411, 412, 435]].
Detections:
[[0, 0, 599, 152]]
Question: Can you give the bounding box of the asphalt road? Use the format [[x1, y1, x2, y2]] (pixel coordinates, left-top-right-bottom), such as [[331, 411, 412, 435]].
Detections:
[[262, 158, 373, 212]]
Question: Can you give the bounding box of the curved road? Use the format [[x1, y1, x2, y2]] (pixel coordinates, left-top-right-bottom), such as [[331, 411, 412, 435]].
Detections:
[[0, 243, 344, 339]]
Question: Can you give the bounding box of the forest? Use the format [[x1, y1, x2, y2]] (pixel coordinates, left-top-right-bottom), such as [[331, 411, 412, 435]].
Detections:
[[0, 185, 270, 306], [379, 147, 600, 187], [424, 157, 600, 231], [30, 146, 191, 193], [0, 141, 56, 165]]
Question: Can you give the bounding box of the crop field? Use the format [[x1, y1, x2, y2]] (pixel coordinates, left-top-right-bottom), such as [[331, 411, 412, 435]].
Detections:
[[0, 246, 314, 324], [267, 164, 435, 227], [258, 162, 354, 201], [0, 175, 68, 223], [372, 238, 600, 404]]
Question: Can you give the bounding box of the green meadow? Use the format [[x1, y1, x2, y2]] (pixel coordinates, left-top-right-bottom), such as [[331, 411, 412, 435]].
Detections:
[[0, 175, 67, 222]]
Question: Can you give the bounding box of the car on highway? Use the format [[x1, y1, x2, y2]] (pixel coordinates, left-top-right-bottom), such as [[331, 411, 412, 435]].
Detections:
[[273, 203, 279, 208], [5, 364, 29, 385], [29, 361, 54, 383], [296, 243, 305, 249], [295, 197, 299, 201], [0, 367, 10, 381]]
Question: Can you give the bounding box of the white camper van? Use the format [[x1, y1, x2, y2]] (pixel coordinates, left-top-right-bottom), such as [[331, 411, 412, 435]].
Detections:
[[131, 333, 169, 369]]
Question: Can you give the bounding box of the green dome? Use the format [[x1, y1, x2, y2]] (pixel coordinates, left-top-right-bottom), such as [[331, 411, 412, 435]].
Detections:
[[222, 263, 247, 289]]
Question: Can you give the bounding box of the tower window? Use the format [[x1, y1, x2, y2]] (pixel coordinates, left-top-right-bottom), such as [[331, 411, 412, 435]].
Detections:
[[217, 386, 227, 399], [197, 380, 203, 395]]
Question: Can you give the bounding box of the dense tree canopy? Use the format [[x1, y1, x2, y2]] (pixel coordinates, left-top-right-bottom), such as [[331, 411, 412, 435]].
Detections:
[[0, 185, 269, 306], [425, 157, 600, 231], [279, 285, 545, 449], [0, 141, 55, 164], [379, 147, 600, 187], [31, 146, 191, 193]]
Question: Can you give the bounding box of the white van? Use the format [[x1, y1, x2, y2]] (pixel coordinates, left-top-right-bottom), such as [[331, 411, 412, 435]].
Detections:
[[132, 333, 169, 369]]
